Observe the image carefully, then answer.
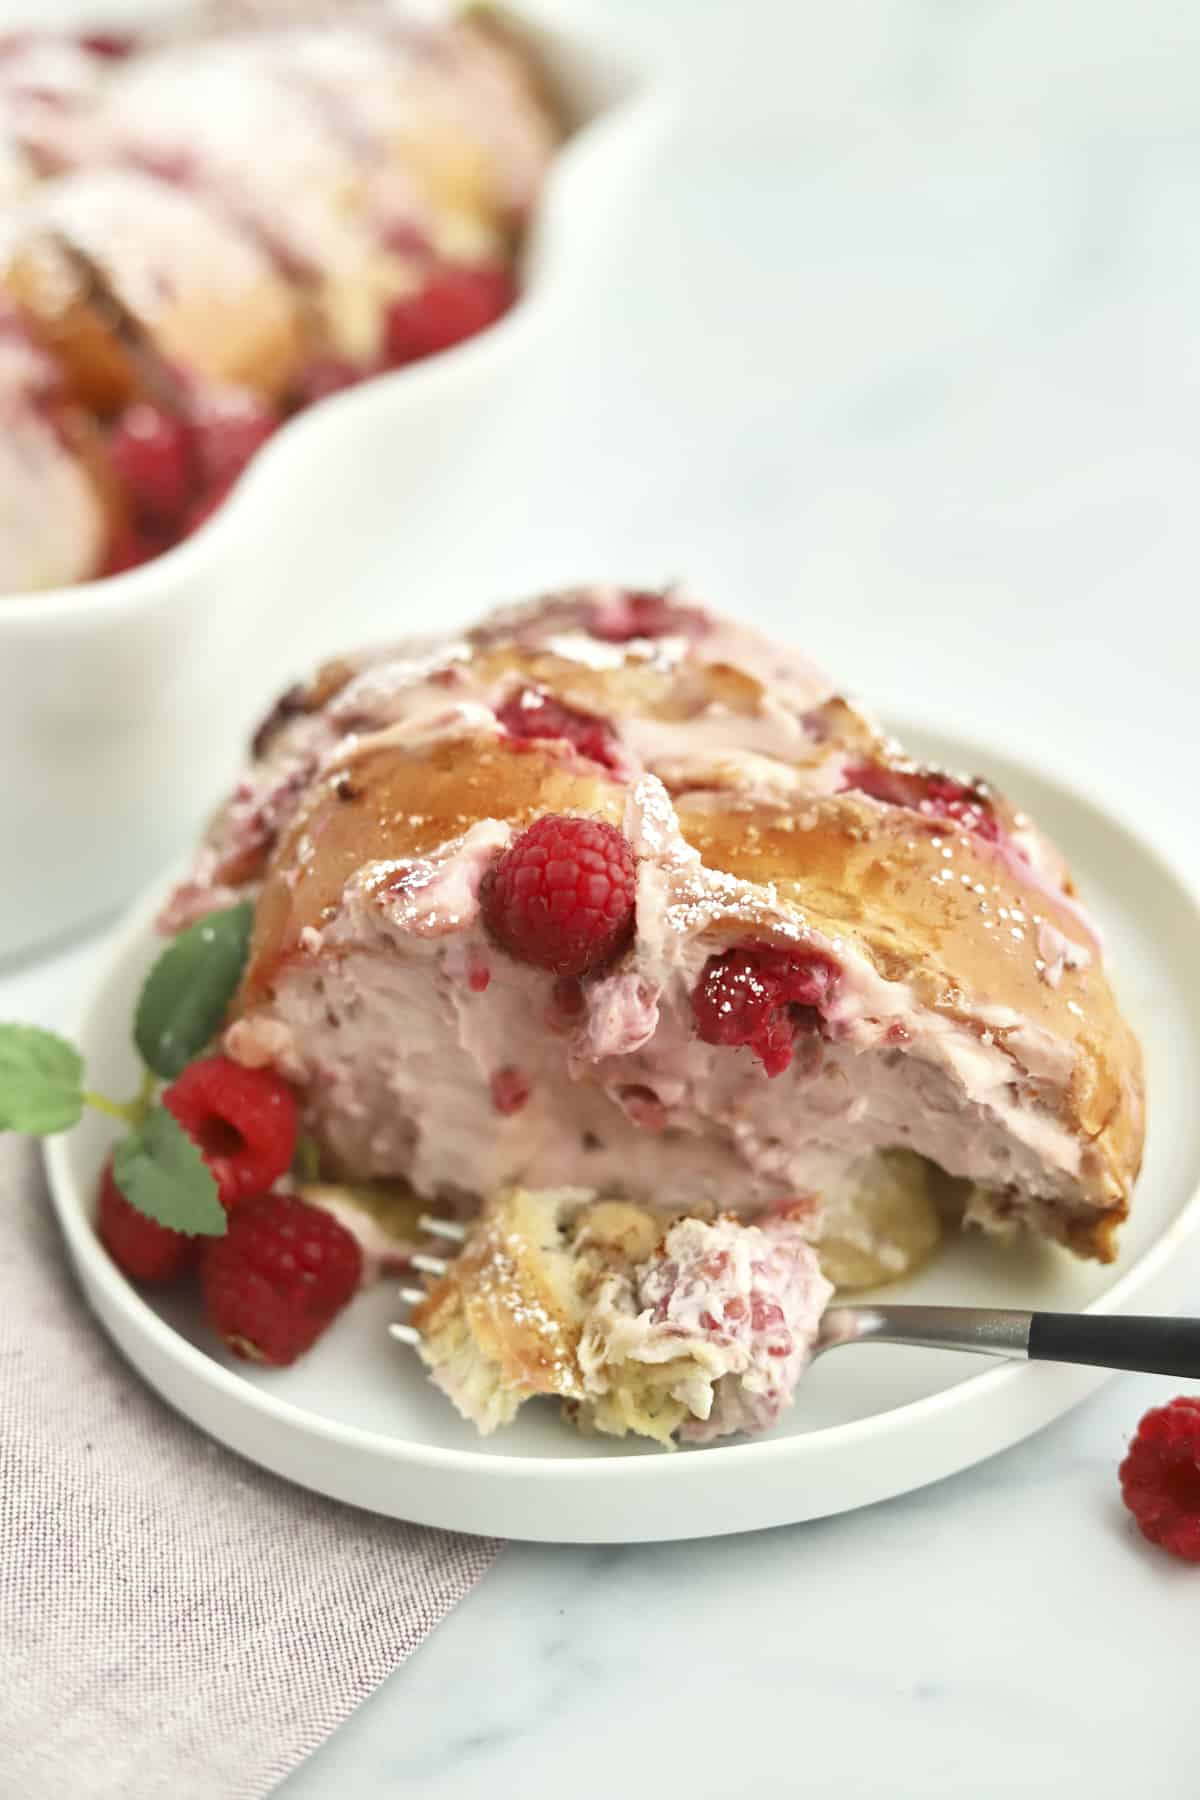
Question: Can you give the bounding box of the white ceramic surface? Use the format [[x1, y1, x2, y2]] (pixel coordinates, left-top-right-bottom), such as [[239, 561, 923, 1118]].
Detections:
[[11, 0, 1200, 1780], [0, 4, 664, 959], [44, 725, 1200, 1543]]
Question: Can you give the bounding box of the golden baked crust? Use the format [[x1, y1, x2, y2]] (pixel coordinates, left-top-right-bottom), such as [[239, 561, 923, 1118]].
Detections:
[[241, 734, 625, 1001], [675, 795, 1142, 1255], [189, 589, 1143, 1265], [412, 1186, 594, 1431]]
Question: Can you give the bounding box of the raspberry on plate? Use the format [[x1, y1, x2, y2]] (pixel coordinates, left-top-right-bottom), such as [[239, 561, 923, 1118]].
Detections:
[[163, 1054, 298, 1210], [1119, 1395, 1200, 1563], [201, 1192, 363, 1366], [97, 1159, 195, 1284], [481, 814, 637, 977]]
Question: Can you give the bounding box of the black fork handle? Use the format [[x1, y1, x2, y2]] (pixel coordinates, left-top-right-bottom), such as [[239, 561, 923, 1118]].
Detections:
[[825, 1306, 1200, 1380], [1029, 1312, 1200, 1379]]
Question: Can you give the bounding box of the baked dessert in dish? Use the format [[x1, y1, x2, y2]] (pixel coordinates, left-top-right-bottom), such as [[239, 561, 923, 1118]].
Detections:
[[0, 3, 560, 590], [160, 584, 1145, 1442], [0, 299, 110, 592]]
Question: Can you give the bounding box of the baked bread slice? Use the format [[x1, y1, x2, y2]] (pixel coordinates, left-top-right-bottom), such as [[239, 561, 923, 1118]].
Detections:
[[410, 1186, 833, 1446], [169, 586, 1144, 1285]]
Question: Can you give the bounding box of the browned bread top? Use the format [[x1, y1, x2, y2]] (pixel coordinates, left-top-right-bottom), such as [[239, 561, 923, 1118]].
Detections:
[[172, 587, 1143, 1261]]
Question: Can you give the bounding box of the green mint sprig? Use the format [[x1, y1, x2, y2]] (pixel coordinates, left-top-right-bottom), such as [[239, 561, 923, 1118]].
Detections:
[[0, 1025, 86, 1134], [112, 1105, 227, 1236], [0, 899, 255, 1237]]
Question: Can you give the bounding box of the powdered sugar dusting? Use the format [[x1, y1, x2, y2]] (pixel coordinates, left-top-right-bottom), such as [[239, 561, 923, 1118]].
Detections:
[[471, 1213, 582, 1399], [1036, 920, 1093, 989], [347, 818, 511, 940]]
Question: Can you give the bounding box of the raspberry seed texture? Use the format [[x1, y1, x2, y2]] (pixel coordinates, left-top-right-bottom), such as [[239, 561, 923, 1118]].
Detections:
[[481, 814, 637, 977], [1119, 1395, 1200, 1563]]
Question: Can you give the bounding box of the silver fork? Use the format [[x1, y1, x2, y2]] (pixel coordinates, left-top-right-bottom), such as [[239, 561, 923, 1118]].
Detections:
[[390, 1214, 1200, 1378], [389, 1215, 467, 1348]]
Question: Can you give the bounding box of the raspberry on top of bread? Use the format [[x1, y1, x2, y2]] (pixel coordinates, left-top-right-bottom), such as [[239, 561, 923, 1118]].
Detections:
[[165, 585, 1144, 1284]]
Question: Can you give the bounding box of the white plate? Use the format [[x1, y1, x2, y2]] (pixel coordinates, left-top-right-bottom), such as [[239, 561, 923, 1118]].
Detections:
[[45, 723, 1200, 1541]]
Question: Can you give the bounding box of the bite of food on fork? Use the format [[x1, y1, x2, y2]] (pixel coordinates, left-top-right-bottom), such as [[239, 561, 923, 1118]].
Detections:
[[391, 1193, 1200, 1451]]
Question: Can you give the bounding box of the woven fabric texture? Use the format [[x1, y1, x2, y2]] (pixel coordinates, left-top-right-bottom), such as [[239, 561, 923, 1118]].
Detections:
[[0, 1138, 500, 1799]]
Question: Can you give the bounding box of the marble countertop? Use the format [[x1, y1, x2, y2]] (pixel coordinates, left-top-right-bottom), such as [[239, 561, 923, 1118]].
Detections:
[[6, 0, 1199, 1792]]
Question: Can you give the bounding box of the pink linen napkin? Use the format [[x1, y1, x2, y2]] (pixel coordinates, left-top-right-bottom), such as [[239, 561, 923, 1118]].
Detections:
[[0, 1138, 501, 1799]]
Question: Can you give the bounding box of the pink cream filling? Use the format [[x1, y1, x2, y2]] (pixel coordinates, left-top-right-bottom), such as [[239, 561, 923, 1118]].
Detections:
[[224, 770, 1086, 1228], [585, 1213, 835, 1442]]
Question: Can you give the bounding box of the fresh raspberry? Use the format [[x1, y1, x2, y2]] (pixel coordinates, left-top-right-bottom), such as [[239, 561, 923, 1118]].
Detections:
[[586, 589, 709, 644], [201, 1191, 362, 1365], [692, 942, 840, 1076], [843, 762, 1000, 843], [382, 261, 516, 366], [97, 1159, 195, 1284], [163, 1055, 298, 1210], [107, 402, 195, 525], [496, 685, 621, 771], [490, 1067, 530, 1115], [192, 393, 277, 492], [1119, 1396, 1200, 1562], [481, 815, 637, 976]]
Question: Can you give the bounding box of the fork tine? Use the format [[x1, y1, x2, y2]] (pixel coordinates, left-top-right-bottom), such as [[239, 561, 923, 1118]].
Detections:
[[398, 1284, 427, 1308], [411, 1251, 448, 1278], [389, 1322, 422, 1347], [419, 1214, 467, 1244]]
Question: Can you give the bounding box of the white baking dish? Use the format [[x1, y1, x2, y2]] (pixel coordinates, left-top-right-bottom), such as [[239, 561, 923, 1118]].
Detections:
[[0, 4, 664, 958]]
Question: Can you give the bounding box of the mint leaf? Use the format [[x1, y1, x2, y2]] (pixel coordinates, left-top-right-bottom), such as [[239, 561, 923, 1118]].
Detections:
[[134, 901, 254, 1080], [0, 1024, 84, 1133], [112, 1105, 226, 1236]]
